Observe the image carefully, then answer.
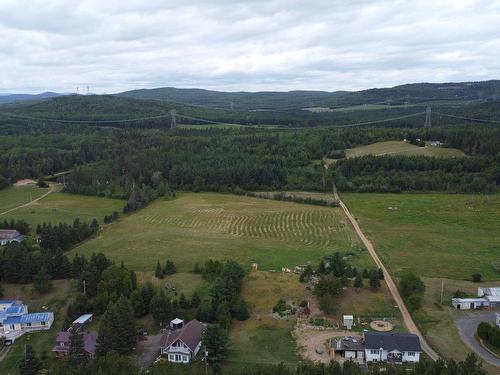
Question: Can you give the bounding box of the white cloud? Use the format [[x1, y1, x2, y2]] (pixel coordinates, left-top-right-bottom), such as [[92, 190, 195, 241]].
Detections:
[[0, 0, 499, 93]]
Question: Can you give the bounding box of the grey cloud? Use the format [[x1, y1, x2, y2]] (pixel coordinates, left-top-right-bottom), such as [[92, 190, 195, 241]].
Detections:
[[0, 0, 499, 93]]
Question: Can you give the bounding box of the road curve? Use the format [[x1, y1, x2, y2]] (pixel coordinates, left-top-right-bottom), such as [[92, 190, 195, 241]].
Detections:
[[0, 184, 58, 216], [337, 195, 440, 361]]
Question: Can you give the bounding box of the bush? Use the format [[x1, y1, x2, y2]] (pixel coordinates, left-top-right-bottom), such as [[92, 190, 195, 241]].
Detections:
[[472, 273, 482, 282], [477, 322, 491, 341], [453, 290, 468, 298]]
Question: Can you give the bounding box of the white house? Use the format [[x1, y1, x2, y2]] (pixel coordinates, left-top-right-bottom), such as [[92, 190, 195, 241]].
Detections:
[[364, 332, 421, 364], [343, 315, 354, 330], [451, 297, 489, 310], [160, 319, 206, 364], [0, 300, 54, 344], [478, 287, 500, 308], [0, 230, 26, 246]]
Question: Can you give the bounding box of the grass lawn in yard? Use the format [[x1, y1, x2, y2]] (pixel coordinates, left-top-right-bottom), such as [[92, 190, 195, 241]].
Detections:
[[341, 193, 500, 280], [70, 192, 362, 272], [2, 192, 124, 227]]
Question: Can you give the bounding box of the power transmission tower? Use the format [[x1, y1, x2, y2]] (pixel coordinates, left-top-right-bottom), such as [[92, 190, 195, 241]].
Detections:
[[424, 106, 432, 128], [170, 109, 176, 129]]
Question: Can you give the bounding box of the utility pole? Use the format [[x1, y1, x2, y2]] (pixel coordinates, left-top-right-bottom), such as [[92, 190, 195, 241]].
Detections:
[[424, 106, 432, 128], [170, 109, 177, 129], [83, 279, 86, 297], [440, 279, 444, 304], [203, 346, 208, 375]]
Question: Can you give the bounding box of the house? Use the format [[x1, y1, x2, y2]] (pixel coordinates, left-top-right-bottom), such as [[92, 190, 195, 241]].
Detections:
[[70, 314, 93, 332], [478, 287, 500, 308], [364, 332, 421, 364], [331, 336, 365, 363], [0, 230, 26, 246], [0, 300, 54, 344], [343, 315, 354, 330], [160, 319, 206, 364], [53, 331, 97, 358], [452, 297, 489, 310]]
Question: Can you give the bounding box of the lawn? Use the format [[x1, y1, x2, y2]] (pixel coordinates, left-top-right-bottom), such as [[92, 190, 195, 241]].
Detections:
[[0, 280, 73, 375], [341, 193, 500, 280], [345, 141, 466, 159], [228, 271, 305, 367], [70, 192, 361, 272], [2, 192, 124, 227], [0, 185, 48, 215]]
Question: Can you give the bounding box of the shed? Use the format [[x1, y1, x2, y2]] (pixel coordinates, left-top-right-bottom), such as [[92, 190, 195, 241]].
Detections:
[[170, 318, 184, 330], [343, 315, 354, 330], [451, 297, 489, 310]]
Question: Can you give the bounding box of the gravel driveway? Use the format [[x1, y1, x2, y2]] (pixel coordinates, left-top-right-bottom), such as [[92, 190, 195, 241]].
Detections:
[[137, 333, 163, 369], [454, 310, 500, 367]]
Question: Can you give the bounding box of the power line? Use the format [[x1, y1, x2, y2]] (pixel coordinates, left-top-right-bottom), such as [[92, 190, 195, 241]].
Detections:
[[433, 111, 500, 124], [0, 111, 171, 124]]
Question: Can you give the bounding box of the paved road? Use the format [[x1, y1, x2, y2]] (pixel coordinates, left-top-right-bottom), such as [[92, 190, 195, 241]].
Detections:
[[336, 192, 440, 361], [137, 333, 163, 369], [0, 184, 58, 216], [455, 311, 500, 367]]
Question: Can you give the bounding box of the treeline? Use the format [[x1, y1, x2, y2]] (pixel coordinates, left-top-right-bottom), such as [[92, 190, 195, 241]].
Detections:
[[0, 219, 30, 234], [37, 218, 100, 251], [334, 155, 500, 193], [245, 191, 339, 207]]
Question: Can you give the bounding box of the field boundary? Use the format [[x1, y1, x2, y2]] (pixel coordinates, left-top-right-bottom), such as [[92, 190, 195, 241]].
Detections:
[[0, 184, 58, 216], [335, 189, 440, 361]]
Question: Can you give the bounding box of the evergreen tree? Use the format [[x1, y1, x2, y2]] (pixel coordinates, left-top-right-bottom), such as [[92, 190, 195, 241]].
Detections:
[[202, 325, 228, 371], [354, 273, 363, 288], [33, 266, 52, 294], [179, 293, 190, 309], [362, 268, 369, 278], [0, 283, 4, 298], [164, 260, 176, 275], [191, 292, 201, 308], [155, 261, 163, 279], [69, 330, 87, 366], [150, 290, 172, 326], [19, 345, 42, 375], [369, 269, 381, 290]]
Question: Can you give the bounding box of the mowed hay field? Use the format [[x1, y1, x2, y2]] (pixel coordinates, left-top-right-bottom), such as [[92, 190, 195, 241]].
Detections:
[[70, 192, 361, 272], [345, 141, 466, 159], [0, 184, 48, 214], [3, 191, 124, 227], [341, 193, 500, 280]]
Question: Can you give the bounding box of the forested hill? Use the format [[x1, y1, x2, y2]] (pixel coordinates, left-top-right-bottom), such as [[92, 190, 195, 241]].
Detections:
[[0, 91, 63, 104], [117, 80, 500, 110]]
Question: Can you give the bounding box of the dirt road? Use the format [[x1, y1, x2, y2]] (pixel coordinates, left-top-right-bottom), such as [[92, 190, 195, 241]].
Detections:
[[336, 194, 440, 361], [0, 184, 58, 216]]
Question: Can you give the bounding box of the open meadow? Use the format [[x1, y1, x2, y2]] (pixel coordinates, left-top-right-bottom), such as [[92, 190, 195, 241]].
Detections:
[[70, 192, 363, 272], [2, 191, 124, 227], [0, 185, 48, 214], [341, 193, 500, 280], [345, 140, 466, 159]]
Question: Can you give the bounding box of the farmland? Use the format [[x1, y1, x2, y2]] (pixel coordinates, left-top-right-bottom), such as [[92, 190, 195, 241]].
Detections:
[[2, 191, 124, 227], [0, 184, 48, 214], [341, 193, 500, 280], [70, 192, 363, 272], [345, 141, 466, 159]]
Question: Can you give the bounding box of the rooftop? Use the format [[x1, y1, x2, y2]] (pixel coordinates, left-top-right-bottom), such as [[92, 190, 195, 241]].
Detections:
[[20, 312, 53, 324], [73, 314, 93, 324], [332, 336, 364, 351], [161, 319, 205, 352], [364, 332, 421, 352], [0, 229, 20, 239]]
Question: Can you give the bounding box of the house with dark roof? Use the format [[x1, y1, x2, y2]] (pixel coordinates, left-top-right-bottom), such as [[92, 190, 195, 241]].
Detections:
[[0, 230, 26, 246], [53, 331, 97, 358], [364, 332, 421, 364], [160, 319, 206, 364], [331, 336, 365, 363]]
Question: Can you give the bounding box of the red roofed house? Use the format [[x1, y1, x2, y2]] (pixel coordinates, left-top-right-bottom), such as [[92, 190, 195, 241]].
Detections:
[[53, 331, 97, 358], [160, 319, 206, 364]]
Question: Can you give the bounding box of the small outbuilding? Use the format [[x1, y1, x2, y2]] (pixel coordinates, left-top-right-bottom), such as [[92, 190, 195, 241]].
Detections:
[[451, 297, 489, 310], [70, 313, 93, 332], [170, 318, 184, 330], [343, 315, 354, 330]]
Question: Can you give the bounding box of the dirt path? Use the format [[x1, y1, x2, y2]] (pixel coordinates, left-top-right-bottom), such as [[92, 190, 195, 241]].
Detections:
[[335, 191, 440, 361], [0, 184, 58, 216]]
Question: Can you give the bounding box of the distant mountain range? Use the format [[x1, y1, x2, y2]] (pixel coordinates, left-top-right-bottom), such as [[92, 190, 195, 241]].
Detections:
[[0, 91, 64, 104]]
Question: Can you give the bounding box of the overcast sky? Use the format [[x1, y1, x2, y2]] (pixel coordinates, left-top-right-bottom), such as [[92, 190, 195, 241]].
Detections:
[[1, 0, 499, 94]]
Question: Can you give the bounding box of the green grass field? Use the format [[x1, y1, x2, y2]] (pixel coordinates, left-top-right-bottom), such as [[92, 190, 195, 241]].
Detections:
[[345, 141, 466, 159], [341, 193, 500, 280], [3, 192, 124, 227], [70, 192, 361, 272], [0, 185, 47, 214]]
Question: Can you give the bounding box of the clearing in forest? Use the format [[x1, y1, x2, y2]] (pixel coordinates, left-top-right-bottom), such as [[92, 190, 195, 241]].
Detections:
[[0, 184, 47, 214], [71, 192, 363, 272], [345, 140, 466, 159], [2, 191, 124, 227]]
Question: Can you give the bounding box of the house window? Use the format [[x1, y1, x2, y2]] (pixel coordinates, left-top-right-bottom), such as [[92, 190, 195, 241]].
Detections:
[[182, 355, 188, 362], [370, 350, 379, 355], [169, 355, 174, 361], [407, 352, 415, 356], [175, 355, 181, 362], [26, 322, 31, 327], [41, 321, 46, 326], [10, 324, 15, 330]]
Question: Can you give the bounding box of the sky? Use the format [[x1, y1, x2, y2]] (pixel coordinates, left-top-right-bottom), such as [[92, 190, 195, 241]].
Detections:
[[0, 0, 499, 94]]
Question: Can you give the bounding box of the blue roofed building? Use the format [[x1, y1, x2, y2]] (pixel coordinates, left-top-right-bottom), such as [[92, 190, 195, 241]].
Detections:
[[0, 230, 26, 246], [0, 299, 54, 344]]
